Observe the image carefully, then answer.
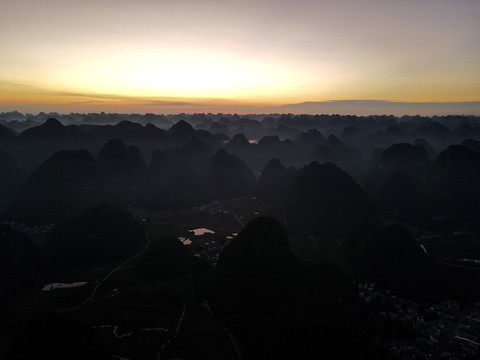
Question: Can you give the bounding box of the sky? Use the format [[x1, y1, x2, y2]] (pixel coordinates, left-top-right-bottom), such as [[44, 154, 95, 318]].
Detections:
[[1, 0, 479, 115]]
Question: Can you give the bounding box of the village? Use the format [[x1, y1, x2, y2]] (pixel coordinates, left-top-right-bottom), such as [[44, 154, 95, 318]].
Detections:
[[359, 281, 480, 359]]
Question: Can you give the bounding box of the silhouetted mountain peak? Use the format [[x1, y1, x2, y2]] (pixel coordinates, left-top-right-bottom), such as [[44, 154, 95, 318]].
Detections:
[[0, 123, 17, 138], [275, 125, 299, 140], [228, 133, 250, 148], [216, 217, 292, 286], [99, 138, 124, 153], [257, 158, 294, 204], [206, 149, 256, 200], [454, 123, 474, 136], [19, 117, 88, 147], [210, 148, 247, 166], [286, 161, 374, 234], [144, 123, 158, 131], [309, 144, 336, 163], [258, 135, 281, 147], [360, 224, 431, 295], [183, 136, 211, 154], [437, 144, 479, 161], [424, 144, 480, 214], [462, 138, 480, 153], [413, 138, 437, 159], [431, 122, 450, 132], [380, 143, 428, 164], [262, 158, 286, 173], [167, 120, 195, 137], [419, 122, 451, 137], [97, 138, 147, 173], [364, 143, 430, 207], [340, 125, 360, 138], [326, 134, 344, 147], [44, 118, 62, 127], [6, 150, 98, 225], [386, 125, 403, 135], [306, 128, 325, 142], [212, 148, 229, 161], [212, 133, 230, 143], [117, 120, 143, 129], [209, 121, 229, 134], [295, 132, 318, 146]]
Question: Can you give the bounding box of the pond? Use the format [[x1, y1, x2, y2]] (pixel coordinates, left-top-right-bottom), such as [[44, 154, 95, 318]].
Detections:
[[178, 236, 192, 245], [42, 282, 87, 291], [189, 228, 215, 236]]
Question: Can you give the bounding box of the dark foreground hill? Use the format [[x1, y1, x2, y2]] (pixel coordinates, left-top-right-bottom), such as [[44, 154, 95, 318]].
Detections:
[[285, 161, 375, 234], [424, 144, 480, 218], [364, 143, 431, 221], [136, 236, 208, 279], [0, 150, 25, 213], [210, 217, 391, 360], [0, 224, 39, 308], [43, 203, 145, 267], [204, 149, 256, 201], [5, 150, 100, 225], [7, 313, 110, 360], [97, 139, 147, 204], [257, 158, 295, 205], [343, 222, 480, 301]]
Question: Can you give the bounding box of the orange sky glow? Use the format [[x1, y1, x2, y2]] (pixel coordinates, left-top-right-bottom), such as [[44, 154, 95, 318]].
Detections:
[[1, 0, 479, 115]]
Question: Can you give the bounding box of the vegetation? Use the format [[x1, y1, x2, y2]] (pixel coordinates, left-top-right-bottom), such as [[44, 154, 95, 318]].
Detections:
[[1, 113, 480, 359], [43, 203, 145, 267]]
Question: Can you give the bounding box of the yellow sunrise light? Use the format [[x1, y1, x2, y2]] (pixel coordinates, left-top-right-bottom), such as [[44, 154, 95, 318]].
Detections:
[[45, 47, 314, 101]]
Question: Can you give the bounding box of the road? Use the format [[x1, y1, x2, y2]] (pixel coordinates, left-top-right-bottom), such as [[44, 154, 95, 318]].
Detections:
[[157, 299, 186, 360], [417, 231, 480, 242], [431, 307, 470, 360], [437, 261, 478, 272], [55, 237, 150, 313], [202, 300, 242, 360], [232, 213, 244, 227]]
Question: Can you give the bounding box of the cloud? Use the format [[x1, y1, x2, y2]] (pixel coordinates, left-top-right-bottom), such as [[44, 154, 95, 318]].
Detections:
[[0, 80, 223, 108], [68, 100, 104, 104], [144, 100, 205, 107], [0, 80, 133, 101], [278, 100, 480, 116], [284, 100, 480, 107], [50, 90, 136, 101], [2, 79, 479, 115]]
